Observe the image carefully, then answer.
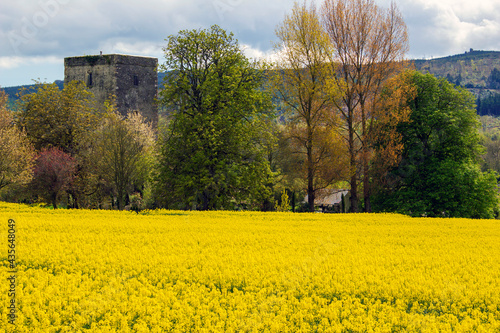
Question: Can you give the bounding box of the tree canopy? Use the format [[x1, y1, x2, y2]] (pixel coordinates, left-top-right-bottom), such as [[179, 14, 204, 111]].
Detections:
[[156, 25, 275, 210], [322, 0, 410, 212], [17, 81, 99, 154], [373, 71, 499, 218], [271, 2, 346, 212], [31, 147, 76, 209], [89, 105, 156, 210], [0, 89, 34, 190]]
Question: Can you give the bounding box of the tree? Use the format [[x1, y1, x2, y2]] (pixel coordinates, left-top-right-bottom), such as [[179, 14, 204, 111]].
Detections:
[[373, 72, 499, 218], [272, 1, 346, 212], [481, 116, 500, 173], [17, 81, 99, 154], [370, 70, 416, 191], [322, 0, 409, 212], [31, 148, 76, 209], [0, 89, 35, 191], [487, 68, 500, 90], [16, 81, 106, 208], [156, 25, 275, 210], [90, 105, 155, 210]]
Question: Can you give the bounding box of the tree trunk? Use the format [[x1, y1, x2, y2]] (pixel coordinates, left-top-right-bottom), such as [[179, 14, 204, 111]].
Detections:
[[307, 126, 315, 212], [364, 170, 371, 212], [350, 170, 358, 213], [308, 186, 315, 213], [361, 100, 371, 213], [117, 188, 124, 210], [51, 193, 58, 210], [348, 118, 358, 213], [307, 162, 315, 212]]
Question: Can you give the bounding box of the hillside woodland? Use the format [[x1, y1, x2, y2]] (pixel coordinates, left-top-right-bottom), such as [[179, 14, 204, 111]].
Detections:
[[414, 50, 500, 115]]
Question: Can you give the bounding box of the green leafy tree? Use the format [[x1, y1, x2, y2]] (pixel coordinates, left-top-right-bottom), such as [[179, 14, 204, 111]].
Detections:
[[275, 188, 290, 212], [487, 68, 500, 89], [16, 81, 104, 207], [481, 116, 500, 173], [156, 25, 275, 210], [17, 81, 99, 154], [373, 72, 499, 218]]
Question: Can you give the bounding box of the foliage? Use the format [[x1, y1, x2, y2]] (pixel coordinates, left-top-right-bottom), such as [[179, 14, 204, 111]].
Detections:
[[0, 89, 35, 190], [16, 81, 99, 154], [271, 1, 346, 212], [156, 25, 275, 210], [31, 147, 77, 209], [322, 0, 410, 212], [413, 50, 500, 90], [275, 188, 290, 212], [480, 116, 500, 174], [487, 68, 500, 89], [371, 70, 417, 188], [1, 204, 500, 331], [373, 72, 499, 218], [88, 104, 156, 210], [15, 81, 109, 208], [477, 92, 500, 116]]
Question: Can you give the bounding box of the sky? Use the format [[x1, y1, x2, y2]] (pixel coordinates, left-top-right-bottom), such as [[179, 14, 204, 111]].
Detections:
[[1, 0, 499, 87]]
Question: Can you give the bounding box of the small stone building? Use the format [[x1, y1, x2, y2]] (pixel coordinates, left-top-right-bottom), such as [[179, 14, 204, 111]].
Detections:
[[304, 189, 350, 213], [64, 54, 158, 125]]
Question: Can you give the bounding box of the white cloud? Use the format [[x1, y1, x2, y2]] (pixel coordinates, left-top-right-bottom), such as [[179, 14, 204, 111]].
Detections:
[[97, 40, 163, 58], [0, 57, 24, 70], [397, 0, 500, 58], [0, 55, 60, 69], [1, 0, 499, 86], [241, 44, 277, 61]]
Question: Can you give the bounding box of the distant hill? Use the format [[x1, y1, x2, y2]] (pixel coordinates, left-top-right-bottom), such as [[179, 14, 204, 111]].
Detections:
[[413, 50, 500, 115], [3, 50, 500, 114], [2, 80, 64, 109], [414, 50, 500, 88]]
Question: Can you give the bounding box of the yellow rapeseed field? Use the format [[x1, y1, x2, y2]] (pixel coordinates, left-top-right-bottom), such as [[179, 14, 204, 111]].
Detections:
[[0, 202, 499, 332]]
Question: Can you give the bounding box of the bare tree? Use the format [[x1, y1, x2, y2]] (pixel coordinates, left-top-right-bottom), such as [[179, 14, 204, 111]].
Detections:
[[272, 1, 345, 212], [91, 104, 155, 210], [322, 0, 409, 212]]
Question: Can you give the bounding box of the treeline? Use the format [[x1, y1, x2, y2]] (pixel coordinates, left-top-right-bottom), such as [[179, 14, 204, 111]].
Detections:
[[477, 93, 500, 116], [1, 0, 499, 218], [447, 68, 500, 116], [0, 83, 154, 211], [477, 69, 500, 115]]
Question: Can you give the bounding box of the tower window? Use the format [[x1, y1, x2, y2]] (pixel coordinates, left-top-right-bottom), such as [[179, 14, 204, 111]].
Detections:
[[87, 73, 93, 86], [133, 75, 139, 86]]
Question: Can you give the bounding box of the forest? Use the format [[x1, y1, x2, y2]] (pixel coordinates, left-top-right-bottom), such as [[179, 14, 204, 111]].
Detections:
[[1, 0, 499, 218]]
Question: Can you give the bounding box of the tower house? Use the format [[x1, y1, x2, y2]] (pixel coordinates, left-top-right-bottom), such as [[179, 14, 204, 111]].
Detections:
[[64, 54, 158, 125]]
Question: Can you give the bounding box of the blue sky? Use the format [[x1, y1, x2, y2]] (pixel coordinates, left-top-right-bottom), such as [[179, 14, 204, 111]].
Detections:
[[1, 0, 499, 87]]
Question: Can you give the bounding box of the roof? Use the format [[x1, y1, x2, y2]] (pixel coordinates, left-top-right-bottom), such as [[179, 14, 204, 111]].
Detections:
[[304, 189, 349, 206], [64, 54, 158, 67]]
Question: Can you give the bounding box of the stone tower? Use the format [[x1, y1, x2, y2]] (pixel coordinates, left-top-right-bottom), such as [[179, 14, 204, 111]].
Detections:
[[64, 54, 158, 125]]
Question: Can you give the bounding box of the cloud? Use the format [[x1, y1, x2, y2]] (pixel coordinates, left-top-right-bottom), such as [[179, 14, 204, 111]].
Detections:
[[0, 55, 60, 70], [0, 0, 289, 57], [395, 0, 500, 58], [0, 55, 62, 87], [0, 0, 499, 86]]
